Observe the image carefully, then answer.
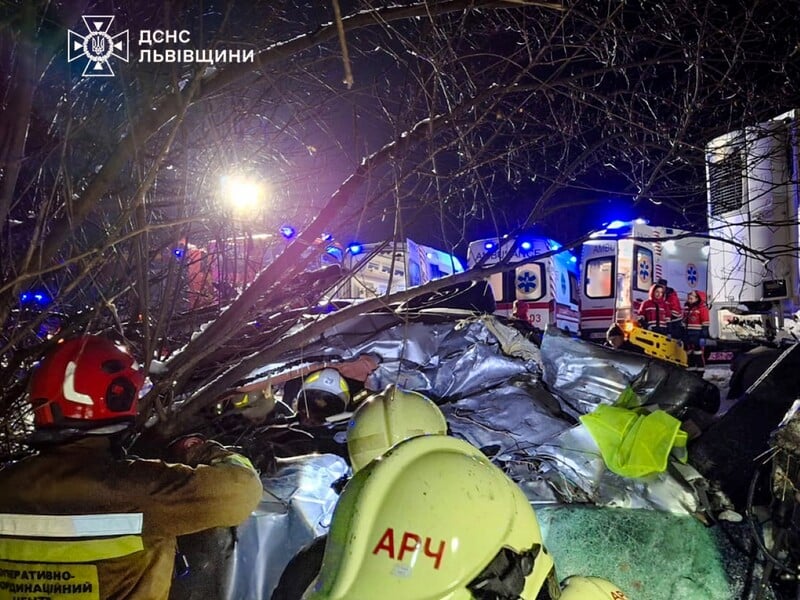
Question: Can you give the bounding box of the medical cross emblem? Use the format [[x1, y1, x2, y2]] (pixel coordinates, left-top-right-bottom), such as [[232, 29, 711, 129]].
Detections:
[[517, 271, 538, 293], [638, 260, 650, 283], [68, 16, 129, 77], [687, 263, 698, 287]]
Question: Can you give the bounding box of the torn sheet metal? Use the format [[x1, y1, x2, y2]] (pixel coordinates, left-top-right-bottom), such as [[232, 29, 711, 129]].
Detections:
[[540, 326, 719, 418], [360, 316, 541, 398], [226, 453, 348, 600], [240, 313, 542, 400], [532, 424, 700, 514], [446, 393, 701, 515], [441, 383, 569, 459]]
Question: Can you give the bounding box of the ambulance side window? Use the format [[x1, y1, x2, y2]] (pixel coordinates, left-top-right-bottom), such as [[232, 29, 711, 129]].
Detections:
[[633, 246, 654, 292], [585, 258, 614, 298], [569, 272, 579, 305]]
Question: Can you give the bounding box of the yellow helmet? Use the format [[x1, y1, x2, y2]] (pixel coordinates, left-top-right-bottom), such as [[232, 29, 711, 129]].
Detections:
[[346, 385, 447, 472], [296, 368, 350, 426], [305, 435, 559, 600]]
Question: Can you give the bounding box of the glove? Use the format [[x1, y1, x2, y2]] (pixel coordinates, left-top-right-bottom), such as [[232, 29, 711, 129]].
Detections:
[[167, 434, 206, 462], [168, 434, 230, 466], [698, 338, 707, 347]]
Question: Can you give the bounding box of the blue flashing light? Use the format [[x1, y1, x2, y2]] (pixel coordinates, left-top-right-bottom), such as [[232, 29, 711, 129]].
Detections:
[[484, 241, 495, 250], [20, 289, 51, 306], [325, 245, 344, 261], [606, 220, 628, 230], [520, 241, 532, 251], [347, 243, 363, 255], [173, 247, 185, 259], [546, 239, 562, 251], [279, 225, 296, 239], [570, 256, 577, 263]]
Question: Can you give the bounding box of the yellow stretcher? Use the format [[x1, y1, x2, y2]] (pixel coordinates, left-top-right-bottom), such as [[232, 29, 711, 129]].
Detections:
[[627, 327, 688, 367]]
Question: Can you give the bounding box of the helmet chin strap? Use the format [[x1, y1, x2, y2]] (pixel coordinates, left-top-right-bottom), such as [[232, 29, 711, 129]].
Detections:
[[27, 422, 132, 446], [84, 423, 131, 435], [467, 546, 540, 600]]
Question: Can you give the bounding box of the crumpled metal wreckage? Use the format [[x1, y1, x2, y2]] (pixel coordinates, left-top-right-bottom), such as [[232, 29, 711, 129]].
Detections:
[[173, 313, 723, 599]]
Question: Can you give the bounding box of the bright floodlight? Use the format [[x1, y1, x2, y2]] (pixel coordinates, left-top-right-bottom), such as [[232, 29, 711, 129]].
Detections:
[[221, 174, 265, 212]]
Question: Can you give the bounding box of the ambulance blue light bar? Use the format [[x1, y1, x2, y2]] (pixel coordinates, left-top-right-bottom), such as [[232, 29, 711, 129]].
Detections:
[[20, 289, 51, 306], [606, 220, 628, 230], [546, 239, 562, 251]]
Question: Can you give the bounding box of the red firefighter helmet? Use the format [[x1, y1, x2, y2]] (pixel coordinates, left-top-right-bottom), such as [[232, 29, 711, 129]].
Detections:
[[28, 336, 145, 429]]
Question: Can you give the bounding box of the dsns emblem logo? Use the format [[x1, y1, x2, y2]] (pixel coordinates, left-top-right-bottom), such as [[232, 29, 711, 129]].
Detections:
[[68, 16, 129, 77]]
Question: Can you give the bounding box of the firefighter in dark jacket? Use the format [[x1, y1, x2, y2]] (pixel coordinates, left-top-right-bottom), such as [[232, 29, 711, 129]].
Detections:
[[637, 283, 670, 335], [0, 335, 263, 600], [683, 290, 710, 375]]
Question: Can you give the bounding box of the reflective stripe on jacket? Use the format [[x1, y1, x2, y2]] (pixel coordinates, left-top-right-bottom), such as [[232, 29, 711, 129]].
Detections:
[[665, 289, 682, 321], [683, 303, 710, 331], [0, 512, 144, 561], [638, 298, 670, 329], [0, 436, 263, 600]]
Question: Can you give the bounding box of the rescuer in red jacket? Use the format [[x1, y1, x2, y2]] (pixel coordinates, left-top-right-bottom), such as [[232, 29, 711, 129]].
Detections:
[[683, 290, 710, 375], [657, 278, 684, 339], [0, 336, 263, 600], [637, 283, 670, 335]]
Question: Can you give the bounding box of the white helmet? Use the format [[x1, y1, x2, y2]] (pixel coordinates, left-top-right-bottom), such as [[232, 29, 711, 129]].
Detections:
[[296, 368, 350, 426]]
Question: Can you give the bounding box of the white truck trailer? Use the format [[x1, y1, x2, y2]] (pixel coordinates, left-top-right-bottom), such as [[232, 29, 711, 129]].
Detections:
[[706, 109, 800, 344]]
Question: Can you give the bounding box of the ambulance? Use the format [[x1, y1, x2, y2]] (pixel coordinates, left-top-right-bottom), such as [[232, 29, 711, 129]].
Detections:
[[336, 238, 465, 300], [466, 236, 580, 333], [579, 220, 709, 340]]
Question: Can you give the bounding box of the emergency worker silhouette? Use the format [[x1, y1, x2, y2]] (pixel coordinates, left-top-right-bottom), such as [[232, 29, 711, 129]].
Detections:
[[0, 336, 263, 600]]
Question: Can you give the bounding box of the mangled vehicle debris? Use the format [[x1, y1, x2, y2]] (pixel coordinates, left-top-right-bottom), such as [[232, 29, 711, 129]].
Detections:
[[169, 306, 738, 599]]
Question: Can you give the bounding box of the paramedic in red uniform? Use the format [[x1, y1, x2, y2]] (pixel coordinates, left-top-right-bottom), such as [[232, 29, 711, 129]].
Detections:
[[0, 335, 263, 600], [512, 299, 530, 323], [657, 278, 684, 339], [683, 290, 710, 375], [637, 283, 670, 335]]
